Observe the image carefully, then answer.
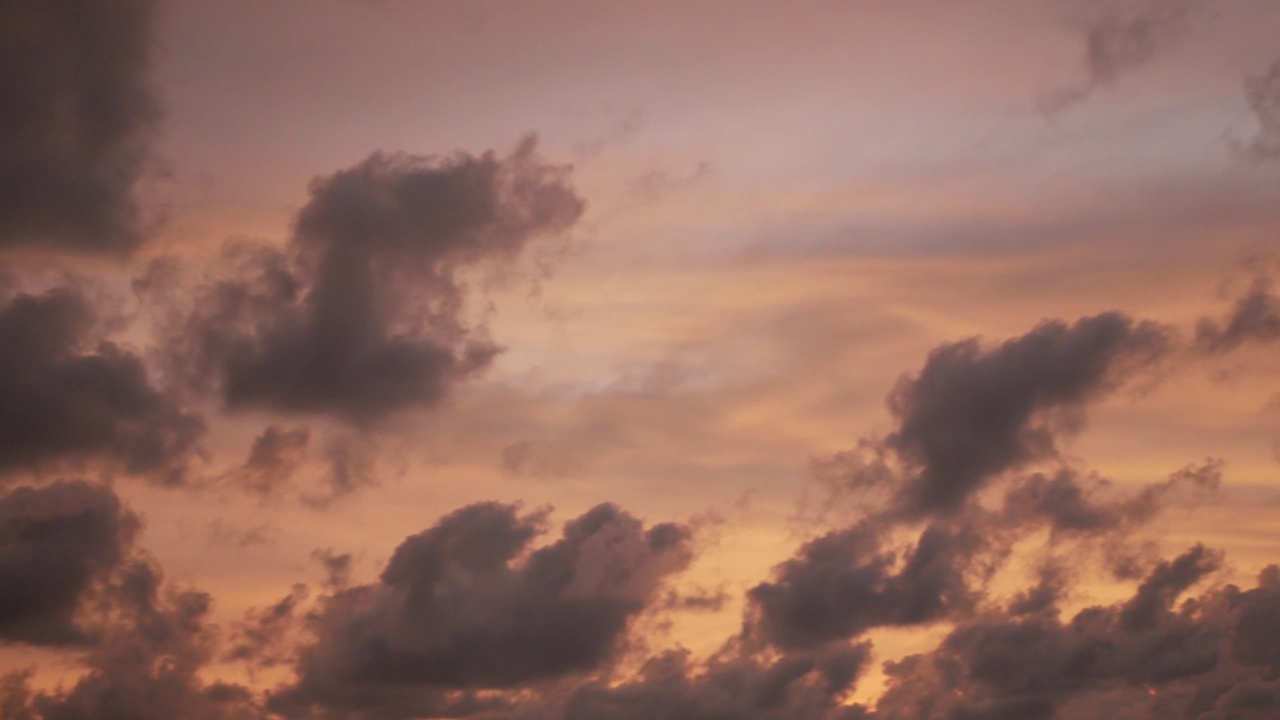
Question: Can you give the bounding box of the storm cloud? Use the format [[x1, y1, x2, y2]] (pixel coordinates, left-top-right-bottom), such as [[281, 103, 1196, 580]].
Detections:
[[0, 0, 159, 253]]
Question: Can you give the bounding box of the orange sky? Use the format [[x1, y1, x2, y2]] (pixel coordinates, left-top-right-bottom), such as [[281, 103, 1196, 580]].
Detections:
[[2, 2, 1280, 719]]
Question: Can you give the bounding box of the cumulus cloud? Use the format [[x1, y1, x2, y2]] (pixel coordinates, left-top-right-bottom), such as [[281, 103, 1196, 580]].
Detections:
[[0, 481, 137, 646], [0, 287, 204, 485], [562, 642, 872, 720], [5, 561, 264, 720], [863, 549, 1280, 720], [0, 0, 159, 253], [748, 520, 986, 650], [869, 313, 1170, 519], [173, 137, 584, 424], [274, 502, 693, 718]]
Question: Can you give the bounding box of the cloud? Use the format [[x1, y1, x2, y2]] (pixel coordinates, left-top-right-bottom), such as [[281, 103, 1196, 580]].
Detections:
[[1000, 460, 1221, 540], [173, 137, 584, 424], [863, 548, 1280, 720], [562, 642, 873, 720], [1241, 60, 1280, 161], [879, 313, 1171, 519], [0, 287, 204, 485], [1040, 0, 1199, 115], [6, 560, 264, 720], [0, 481, 138, 646], [1196, 273, 1280, 353], [747, 519, 986, 650], [273, 502, 693, 718], [0, 0, 159, 253], [228, 425, 310, 497]]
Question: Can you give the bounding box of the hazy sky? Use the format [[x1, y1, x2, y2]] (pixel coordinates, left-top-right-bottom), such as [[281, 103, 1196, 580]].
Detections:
[[2, 1, 1280, 718]]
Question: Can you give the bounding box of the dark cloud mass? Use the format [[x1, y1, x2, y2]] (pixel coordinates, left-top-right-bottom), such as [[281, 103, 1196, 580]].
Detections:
[[0, 288, 204, 484], [866, 552, 1280, 720], [275, 501, 693, 718], [0, 481, 136, 646], [748, 520, 985, 649], [563, 643, 873, 720], [883, 312, 1171, 518], [0, 0, 158, 253], [176, 137, 584, 424]]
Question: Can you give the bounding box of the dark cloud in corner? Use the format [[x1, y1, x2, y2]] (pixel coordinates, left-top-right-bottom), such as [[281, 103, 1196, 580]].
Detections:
[[0, 481, 137, 646], [0, 0, 159, 254], [864, 549, 1280, 720], [0, 288, 204, 485], [173, 137, 584, 424], [4, 558, 264, 720], [1040, 0, 1199, 115], [274, 502, 693, 719]]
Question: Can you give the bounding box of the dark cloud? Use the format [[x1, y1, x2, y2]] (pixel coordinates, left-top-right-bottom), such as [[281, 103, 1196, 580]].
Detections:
[[274, 502, 693, 718], [0, 288, 204, 485], [1040, 0, 1198, 115], [230, 425, 310, 496], [1196, 274, 1280, 353], [0, 0, 159, 253], [1241, 60, 1280, 161], [1000, 460, 1221, 539], [174, 137, 584, 424], [0, 481, 137, 646], [563, 642, 872, 720], [6, 559, 264, 720], [862, 547, 1280, 720], [882, 312, 1171, 518], [747, 519, 987, 650]]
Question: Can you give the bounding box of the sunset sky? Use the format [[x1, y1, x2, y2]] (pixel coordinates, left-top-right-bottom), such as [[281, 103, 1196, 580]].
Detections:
[[2, 1, 1280, 718]]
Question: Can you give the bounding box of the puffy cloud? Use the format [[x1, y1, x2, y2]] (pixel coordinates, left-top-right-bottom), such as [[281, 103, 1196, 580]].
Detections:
[[562, 642, 872, 720], [0, 288, 204, 485], [862, 548, 1280, 720], [881, 313, 1171, 519], [0, 0, 158, 253], [7, 560, 264, 720], [748, 520, 986, 650], [174, 138, 584, 424], [0, 481, 137, 646], [274, 502, 693, 718]]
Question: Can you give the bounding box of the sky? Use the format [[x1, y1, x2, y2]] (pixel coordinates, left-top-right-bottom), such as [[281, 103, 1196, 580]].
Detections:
[[1, 1, 1280, 718]]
